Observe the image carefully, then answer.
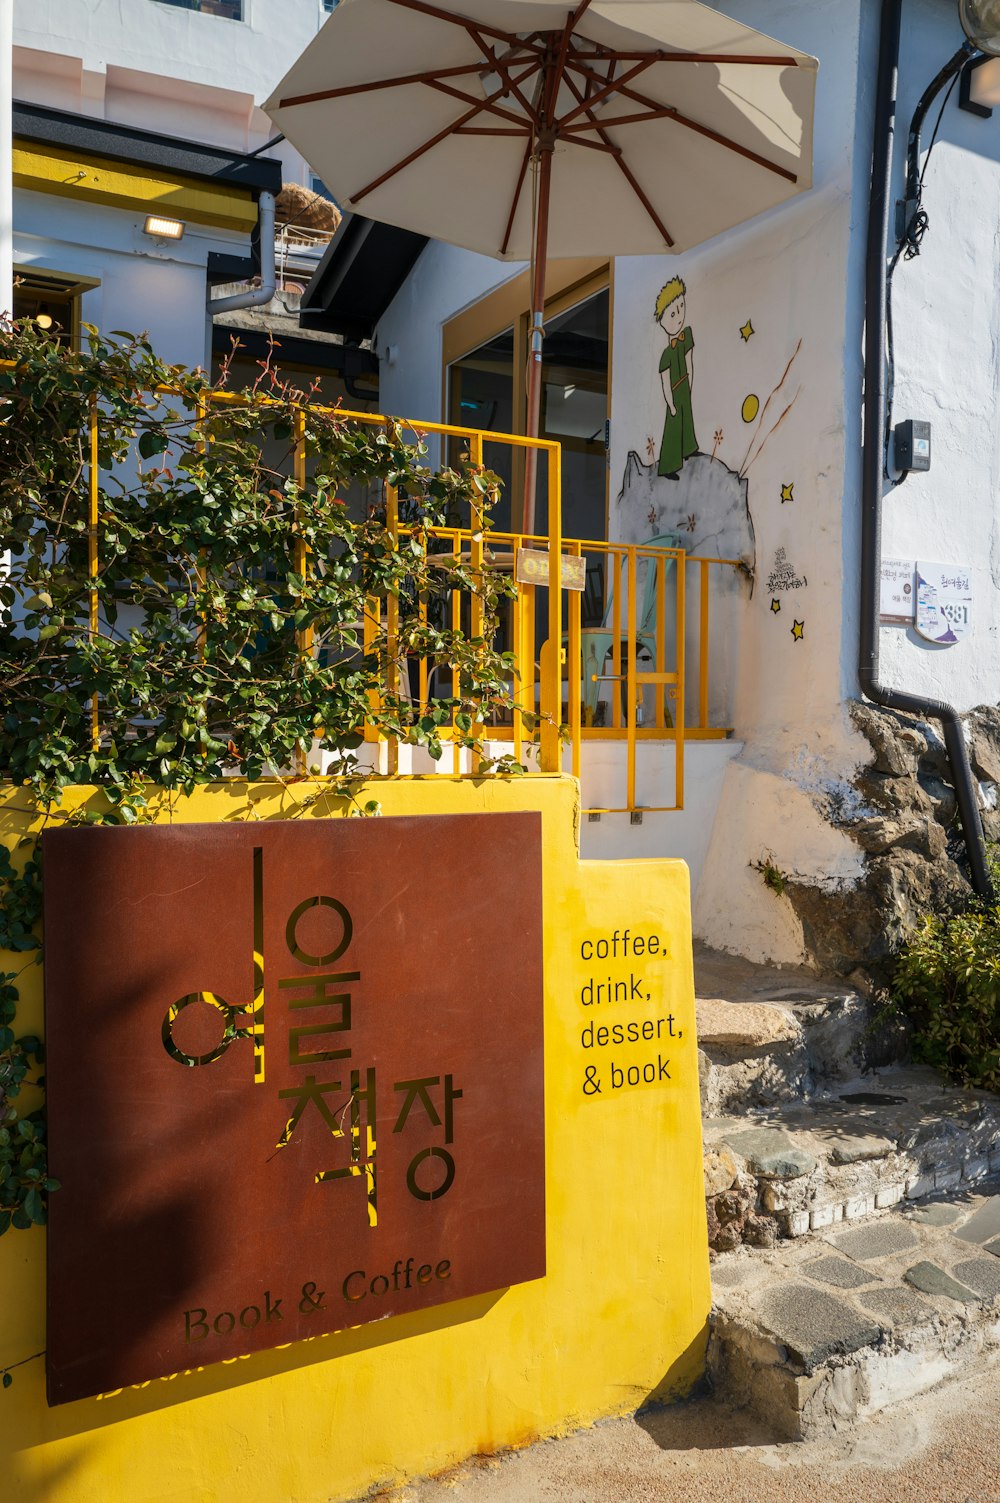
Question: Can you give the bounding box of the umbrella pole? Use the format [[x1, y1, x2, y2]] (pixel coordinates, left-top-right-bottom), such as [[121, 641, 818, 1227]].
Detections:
[[523, 138, 553, 538]]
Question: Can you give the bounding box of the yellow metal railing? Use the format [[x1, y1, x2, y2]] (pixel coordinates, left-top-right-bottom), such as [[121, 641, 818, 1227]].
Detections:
[[73, 386, 567, 772], [15, 368, 740, 808]]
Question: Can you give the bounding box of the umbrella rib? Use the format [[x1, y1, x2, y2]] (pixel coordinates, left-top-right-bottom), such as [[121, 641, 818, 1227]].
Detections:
[[559, 134, 621, 155], [566, 61, 798, 183], [565, 50, 801, 65], [499, 137, 533, 256], [424, 77, 530, 128], [465, 30, 541, 122], [560, 66, 674, 247], [558, 56, 658, 126], [277, 62, 488, 111], [381, 0, 544, 53], [544, 9, 578, 122], [349, 71, 534, 204]]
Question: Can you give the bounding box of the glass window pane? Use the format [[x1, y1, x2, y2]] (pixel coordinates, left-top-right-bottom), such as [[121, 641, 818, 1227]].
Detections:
[[448, 328, 515, 535], [151, 0, 244, 19]]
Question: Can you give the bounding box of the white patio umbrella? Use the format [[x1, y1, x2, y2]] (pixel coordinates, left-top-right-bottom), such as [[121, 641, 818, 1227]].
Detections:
[[266, 0, 817, 527]]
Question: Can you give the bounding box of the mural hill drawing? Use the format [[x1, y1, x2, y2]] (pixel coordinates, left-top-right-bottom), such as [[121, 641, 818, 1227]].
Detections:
[[615, 450, 755, 575]]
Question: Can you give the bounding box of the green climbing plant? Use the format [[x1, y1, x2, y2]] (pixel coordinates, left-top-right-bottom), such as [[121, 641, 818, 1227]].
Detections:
[[0, 320, 532, 1238]]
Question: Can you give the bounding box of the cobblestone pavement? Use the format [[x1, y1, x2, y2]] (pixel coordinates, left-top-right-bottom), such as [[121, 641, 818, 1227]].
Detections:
[[379, 1360, 1000, 1503]]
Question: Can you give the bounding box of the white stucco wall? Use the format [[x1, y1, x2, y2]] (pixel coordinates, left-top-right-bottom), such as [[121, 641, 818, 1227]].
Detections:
[[13, 188, 248, 368], [377, 243, 522, 466], [12, 0, 328, 182], [877, 0, 1000, 712], [607, 0, 873, 962]]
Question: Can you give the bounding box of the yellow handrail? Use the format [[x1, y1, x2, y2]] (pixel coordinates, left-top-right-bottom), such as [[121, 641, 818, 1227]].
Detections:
[[2, 360, 742, 806]]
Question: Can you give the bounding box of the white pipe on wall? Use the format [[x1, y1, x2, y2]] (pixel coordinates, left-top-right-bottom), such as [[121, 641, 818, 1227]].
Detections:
[[0, 0, 12, 321]]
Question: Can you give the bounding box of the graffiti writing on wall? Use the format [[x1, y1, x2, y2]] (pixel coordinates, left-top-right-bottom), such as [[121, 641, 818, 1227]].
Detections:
[[766, 547, 807, 593]]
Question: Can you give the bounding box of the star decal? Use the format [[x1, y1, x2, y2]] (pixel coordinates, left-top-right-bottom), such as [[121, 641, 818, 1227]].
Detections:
[[740, 319, 754, 342], [791, 620, 805, 642], [780, 482, 794, 503], [770, 598, 781, 614]]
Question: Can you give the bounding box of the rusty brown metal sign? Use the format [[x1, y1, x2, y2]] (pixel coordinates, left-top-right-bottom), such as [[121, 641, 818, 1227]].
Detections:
[[43, 813, 545, 1406]]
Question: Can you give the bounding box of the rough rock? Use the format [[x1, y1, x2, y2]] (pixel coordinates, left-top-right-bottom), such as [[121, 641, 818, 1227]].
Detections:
[[695, 997, 800, 1049], [704, 1147, 739, 1197], [723, 1127, 817, 1179], [852, 702, 927, 776], [751, 1285, 881, 1373], [828, 1133, 895, 1165], [904, 1261, 978, 1303], [760, 701, 999, 980], [968, 708, 1000, 786]]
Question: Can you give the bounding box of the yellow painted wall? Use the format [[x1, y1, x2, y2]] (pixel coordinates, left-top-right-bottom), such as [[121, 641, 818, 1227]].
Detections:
[[12, 142, 258, 232], [0, 774, 709, 1503]]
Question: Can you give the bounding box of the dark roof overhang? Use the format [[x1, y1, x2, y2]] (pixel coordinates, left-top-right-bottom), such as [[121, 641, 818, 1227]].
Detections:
[[299, 214, 427, 344], [13, 101, 283, 197]]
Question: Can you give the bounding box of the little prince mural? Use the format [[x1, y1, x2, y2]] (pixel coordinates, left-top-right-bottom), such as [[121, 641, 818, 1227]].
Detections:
[[656, 277, 699, 479]]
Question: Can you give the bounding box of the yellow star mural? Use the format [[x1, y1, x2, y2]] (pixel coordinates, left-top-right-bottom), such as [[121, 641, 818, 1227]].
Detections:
[[780, 481, 794, 503], [791, 620, 805, 642], [771, 598, 781, 614], [740, 319, 754, 342]]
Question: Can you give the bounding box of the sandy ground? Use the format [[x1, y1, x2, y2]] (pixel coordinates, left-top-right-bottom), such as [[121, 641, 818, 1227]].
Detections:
[[382, 1363, 1000, 1503]]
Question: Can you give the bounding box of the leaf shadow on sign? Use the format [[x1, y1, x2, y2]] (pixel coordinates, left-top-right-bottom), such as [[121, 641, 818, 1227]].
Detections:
[[37, 1284, 509, 1447]]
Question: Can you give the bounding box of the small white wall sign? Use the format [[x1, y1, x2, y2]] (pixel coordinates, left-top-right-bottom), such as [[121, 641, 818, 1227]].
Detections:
[[915, 561, 972, 645], [880, 558, 915, 624]]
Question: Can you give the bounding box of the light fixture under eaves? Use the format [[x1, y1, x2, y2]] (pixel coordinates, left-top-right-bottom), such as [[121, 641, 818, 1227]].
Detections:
[[959, 0, 1000, 56], [143, 215, 185, 240], [960, 52, 1000, 114]]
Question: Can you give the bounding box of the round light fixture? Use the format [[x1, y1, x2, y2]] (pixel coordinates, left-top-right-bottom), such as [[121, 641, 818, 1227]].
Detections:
[[959, 0, 1000, 55], [35, 306, 53, 331]]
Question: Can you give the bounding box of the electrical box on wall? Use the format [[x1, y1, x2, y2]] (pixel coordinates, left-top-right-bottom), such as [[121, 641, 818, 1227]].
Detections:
[[894, 419, 931, 472]]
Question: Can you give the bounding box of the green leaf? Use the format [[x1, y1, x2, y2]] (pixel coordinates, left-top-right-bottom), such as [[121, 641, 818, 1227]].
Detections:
[[138, 429, 169, 459], [23, 1187, 45, 1225]]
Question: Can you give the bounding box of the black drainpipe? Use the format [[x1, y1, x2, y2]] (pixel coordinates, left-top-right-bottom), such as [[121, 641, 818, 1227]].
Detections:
[[859, 0, 993, 899]]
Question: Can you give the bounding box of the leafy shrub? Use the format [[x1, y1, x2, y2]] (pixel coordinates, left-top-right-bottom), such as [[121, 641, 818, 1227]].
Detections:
[[892, 888, 1000, 1092]]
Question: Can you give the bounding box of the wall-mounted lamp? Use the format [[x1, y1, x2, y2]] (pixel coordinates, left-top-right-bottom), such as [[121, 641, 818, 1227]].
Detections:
[[960, 53, 1000, 114], [143, 215, 185, 240]]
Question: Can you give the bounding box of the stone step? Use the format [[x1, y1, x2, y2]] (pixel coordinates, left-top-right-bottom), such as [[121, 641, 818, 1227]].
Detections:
[[702, 1066, 1000, 1251], [708, 1181, 1000, 1439], [694, 942, 900, 1115]]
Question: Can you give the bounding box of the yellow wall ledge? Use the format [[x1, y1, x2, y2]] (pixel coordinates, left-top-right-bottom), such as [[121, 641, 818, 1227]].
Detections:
[[0, 775, 710, 1503]]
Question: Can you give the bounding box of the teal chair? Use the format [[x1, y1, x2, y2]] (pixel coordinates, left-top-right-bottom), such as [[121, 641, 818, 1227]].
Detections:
[[572, 534, 683, 720]]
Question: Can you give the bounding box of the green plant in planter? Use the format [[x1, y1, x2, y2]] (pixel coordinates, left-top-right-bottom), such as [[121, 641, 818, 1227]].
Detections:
[[0, 321, 534, 1236]]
